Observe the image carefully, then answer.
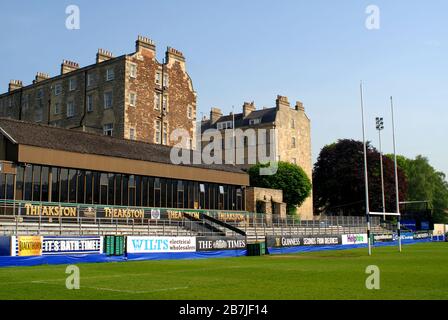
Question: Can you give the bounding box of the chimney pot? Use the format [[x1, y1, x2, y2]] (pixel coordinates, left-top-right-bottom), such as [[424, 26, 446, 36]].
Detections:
[[61, 59, 79, 75], [243, 101, 256, 117], [136, 35, 156, 53], [8, 80, 23, 92], [295, 101, 305, 112], [210, 107, 222, 124], [276, 95, 290, 110], [96, 48, 114, 63], [33, 72, 50, 84]]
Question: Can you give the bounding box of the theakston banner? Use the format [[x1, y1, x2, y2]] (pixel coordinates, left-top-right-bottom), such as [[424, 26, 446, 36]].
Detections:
[[15, 236, 43, 256]]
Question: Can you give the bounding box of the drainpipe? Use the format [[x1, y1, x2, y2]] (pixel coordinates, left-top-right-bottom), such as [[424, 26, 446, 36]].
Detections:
[[79, 69, 88, 131], [18, 88, 23, 120]]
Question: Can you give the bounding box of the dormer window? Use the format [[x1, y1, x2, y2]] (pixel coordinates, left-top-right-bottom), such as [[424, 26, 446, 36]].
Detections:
[[249, 118, 261, 125], [217, 121, 233, 130]]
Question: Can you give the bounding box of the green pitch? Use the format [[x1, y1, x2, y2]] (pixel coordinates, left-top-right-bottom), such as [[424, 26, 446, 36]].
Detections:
[[0, 242, 447, 300]]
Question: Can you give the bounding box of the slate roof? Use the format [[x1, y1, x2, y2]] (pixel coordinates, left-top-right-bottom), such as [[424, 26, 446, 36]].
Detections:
[[0, 118, 245, 174], [201, 107, 277, 132]]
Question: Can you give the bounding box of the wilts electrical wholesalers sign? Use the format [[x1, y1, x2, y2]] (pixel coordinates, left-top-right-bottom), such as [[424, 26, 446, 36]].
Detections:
[[127, 236, 196, 253]]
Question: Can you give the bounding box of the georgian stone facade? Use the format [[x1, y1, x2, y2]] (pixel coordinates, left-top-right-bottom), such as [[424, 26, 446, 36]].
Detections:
[[0, 36, 197, 147], [201, 95, 313, 219]]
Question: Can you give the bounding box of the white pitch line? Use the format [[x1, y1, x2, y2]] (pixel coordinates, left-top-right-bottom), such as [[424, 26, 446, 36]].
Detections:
[[83, 286, 190, 294], [30, 280, 189, 294], [0, 265, 247, 286]]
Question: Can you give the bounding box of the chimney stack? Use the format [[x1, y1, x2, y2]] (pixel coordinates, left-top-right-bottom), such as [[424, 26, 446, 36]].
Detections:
[[8, 80, 23, 92], [276, 95, 290, 110], [136, 35, 156, 55], [210, 107, 222, 124], [166, 46, 186, 71], [61, 59, 79, 75], [295, 101, 305, 112], [33, 72, 50, 84], [96, 49, 114, 63], [243, 101, 256, 117]]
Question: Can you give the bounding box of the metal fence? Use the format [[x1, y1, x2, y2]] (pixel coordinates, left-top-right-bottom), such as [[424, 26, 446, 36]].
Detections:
[[0, 199, 387, 238]]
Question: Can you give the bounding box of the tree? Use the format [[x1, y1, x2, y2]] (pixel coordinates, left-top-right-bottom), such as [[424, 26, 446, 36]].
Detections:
[[313, 139, 407, 216], [248, 162, 312, 215], [387, 155, 448, 223]]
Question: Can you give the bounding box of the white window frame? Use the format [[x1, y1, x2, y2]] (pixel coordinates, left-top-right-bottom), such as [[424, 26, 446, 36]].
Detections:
[[162, 122, 168, 145], [154, 93, 160, 110], [155, 71, 162, 85], [163, 74, 169, 87], [162, 95, 168, 113], [129, 92, 137, 107], [249, 118, 261, 125], [37, 88, 44, 99], [129, 63, 137, 78], [87, 73, 95, 87], [106, 68, 115, 81], [103, 123, 113, 136], [217, 121, 233, 130], [87, 94, 94, 112], [155, 120, 161, 144], [129, 127, 136, 140], [22, 94, 29, 110], [69, 77, 76, 91], [187, 106, 193, 119], [54, 102, 60, 115], [54, 84, 62, 96], [67, 101, 75, 117], [35, 108, 43, 122], [104, 91, 113, 109]]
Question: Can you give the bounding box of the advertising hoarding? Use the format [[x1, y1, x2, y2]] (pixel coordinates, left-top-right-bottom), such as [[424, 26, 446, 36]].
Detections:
[[127, 236, 196, 253]]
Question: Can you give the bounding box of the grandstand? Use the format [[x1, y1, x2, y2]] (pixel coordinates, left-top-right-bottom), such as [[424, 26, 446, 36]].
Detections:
[[0, 199, 392, 243]]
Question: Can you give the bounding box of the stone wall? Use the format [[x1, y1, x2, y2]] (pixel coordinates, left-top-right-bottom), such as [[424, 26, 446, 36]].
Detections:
[[246, 187, 286, 218], [274, 97, 313, 219]]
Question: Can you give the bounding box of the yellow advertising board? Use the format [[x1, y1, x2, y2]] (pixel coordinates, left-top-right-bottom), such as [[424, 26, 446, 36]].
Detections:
[[17, 236, 43, 256]]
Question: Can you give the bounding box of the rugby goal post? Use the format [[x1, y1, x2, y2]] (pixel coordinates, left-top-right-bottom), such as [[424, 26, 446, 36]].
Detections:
[[368, 212, 402, 253]]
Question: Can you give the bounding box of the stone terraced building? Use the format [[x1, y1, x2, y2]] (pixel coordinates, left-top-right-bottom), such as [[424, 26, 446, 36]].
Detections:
[[0, 36, 197, 148]]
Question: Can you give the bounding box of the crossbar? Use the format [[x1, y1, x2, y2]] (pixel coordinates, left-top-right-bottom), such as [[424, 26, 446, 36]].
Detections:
[[369, 212, 400, 216]]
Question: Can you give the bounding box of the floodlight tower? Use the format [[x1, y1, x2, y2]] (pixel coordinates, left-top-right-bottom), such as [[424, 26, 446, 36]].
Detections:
[[375, 117, 386, 220]]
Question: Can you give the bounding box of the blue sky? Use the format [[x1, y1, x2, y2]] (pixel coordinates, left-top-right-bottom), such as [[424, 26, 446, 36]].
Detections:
[[1, 1, 447, 176]]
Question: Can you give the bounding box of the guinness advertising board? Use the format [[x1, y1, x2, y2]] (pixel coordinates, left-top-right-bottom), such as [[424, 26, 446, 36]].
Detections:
[[266, 235, 341, 248]]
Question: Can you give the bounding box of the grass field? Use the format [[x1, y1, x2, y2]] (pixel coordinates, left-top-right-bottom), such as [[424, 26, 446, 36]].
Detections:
[[0, 242, 447, 300]]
